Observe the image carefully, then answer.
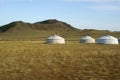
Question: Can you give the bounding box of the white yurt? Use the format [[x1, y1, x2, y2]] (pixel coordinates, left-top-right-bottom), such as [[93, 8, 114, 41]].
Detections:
[[118, 38, 120, 43], [96, 35, 119, 44], [46, 34, 65, 44], [80, 36, 95, 43]]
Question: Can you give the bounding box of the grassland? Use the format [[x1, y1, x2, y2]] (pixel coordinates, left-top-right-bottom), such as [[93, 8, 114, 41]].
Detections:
[[1, 30, 120, 41], [0, 41, 120, 80]]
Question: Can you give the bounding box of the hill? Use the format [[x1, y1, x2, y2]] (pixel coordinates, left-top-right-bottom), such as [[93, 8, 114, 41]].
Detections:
[[0, 19, 120, 40], [0, 21, 33, 33], [0, 19, 77, 33]]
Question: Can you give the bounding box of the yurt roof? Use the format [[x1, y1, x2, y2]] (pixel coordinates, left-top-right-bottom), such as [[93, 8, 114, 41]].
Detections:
[[97, 35, 117, 40], [81, 36, 94, 39], [47, 34, 64, 40]]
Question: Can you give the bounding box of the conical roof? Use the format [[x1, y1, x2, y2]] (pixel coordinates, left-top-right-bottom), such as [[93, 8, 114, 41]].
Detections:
[[81, 36, 94, 40], [97, 35, 117, 40], [47, 34, 64, 40]]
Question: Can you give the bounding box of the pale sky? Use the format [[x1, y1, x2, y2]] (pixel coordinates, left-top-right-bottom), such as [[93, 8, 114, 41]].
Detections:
[[0, 0, 120, 31]]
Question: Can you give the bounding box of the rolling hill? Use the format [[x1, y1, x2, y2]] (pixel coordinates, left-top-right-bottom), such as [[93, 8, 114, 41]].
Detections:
[[0, 19, 77, 33], [0, 19, 120, 41]]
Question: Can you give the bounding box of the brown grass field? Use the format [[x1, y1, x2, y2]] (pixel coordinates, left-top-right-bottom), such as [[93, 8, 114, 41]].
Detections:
[[0, 41, 120, 80]]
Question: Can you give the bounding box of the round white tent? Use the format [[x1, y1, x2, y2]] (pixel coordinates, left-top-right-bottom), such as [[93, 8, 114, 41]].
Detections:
[[80, 36, 95, 43], [118, 38, 120, 43], [46, 34, 65, 44], [96, 35, 119, 44]]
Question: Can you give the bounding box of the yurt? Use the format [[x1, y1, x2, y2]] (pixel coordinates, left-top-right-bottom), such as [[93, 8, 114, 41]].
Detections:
[[80, 36, 95, 43], [118, 38, 120, 43], [46, 34, 65, 44], [96, 35, 119, 44]]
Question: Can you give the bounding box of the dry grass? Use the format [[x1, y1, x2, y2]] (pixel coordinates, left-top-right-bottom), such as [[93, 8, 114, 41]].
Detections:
[[0, 41, 120, 80]]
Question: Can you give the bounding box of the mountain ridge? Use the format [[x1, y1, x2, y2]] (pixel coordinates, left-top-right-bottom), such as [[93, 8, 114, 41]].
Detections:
[[0, 19, 120, 40], [0, 19, 78, 33]]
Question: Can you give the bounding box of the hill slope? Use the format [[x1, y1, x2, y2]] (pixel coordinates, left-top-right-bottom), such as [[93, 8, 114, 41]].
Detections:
[[0, 19, 77, 33], [0, 19, 120, 41]]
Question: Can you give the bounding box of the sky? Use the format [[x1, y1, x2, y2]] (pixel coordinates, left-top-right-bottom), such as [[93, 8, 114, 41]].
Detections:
[[0, 0, 120, 31]]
